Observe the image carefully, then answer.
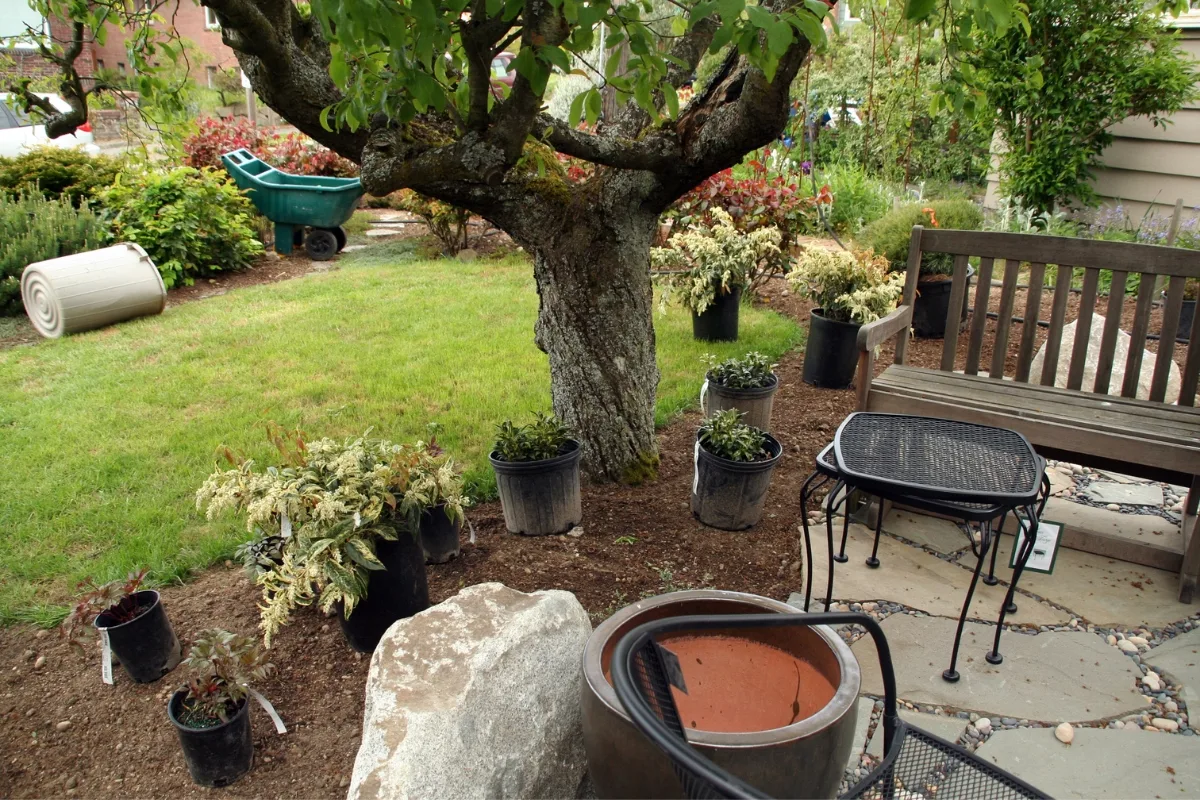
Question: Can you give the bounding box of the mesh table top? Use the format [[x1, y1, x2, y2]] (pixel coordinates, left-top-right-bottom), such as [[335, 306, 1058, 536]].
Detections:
[[833, 413, 1042, 505]]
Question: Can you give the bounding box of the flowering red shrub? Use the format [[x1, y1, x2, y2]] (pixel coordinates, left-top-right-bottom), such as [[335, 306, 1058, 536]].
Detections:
[[669, 169, 828, 245], [182, 118, 359, 178]]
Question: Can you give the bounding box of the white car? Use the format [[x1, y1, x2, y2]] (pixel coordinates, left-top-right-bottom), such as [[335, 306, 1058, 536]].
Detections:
[[0, 93, 101, 158]]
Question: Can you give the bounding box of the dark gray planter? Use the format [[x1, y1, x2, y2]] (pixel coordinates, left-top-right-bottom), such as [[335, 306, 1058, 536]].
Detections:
[[691, 431, 782, 530], [490, 441, 582, 536], [702, 372, 779, 432]]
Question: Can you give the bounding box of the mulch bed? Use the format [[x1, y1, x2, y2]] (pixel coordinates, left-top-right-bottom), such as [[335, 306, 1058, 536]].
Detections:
[[0, 270, 1187, 798]]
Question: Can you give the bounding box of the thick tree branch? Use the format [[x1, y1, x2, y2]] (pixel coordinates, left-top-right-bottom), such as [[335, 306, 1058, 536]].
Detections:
[[537, 113, 681, 170], [6, 20, 88, 138], [610, 16, 718, 137]]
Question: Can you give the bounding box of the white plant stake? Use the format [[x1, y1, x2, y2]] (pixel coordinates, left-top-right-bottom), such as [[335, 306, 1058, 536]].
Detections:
[[249, 688, 287, 734], [100, 629, 114, 685]]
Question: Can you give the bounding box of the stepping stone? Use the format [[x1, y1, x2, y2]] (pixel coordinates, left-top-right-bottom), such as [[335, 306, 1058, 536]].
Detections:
[[1082, 482, 1164, 507], [883, 509, 968, 555], [794, 524, 1069, 627], [844, 702, 874, 775], [1048, 467, 1075, 497], [986, 535, 1190, 627], [851, 615, 1150, 721], [977, 727, 1200, 798], [1145, 627, 1200, 706], [365, 228, 401, 237], [866, 710, 966, 757], [341, 244, 368, 252]]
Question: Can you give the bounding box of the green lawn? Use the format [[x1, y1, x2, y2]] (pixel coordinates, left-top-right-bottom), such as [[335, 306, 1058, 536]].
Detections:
[[0, 242, 801, 624]]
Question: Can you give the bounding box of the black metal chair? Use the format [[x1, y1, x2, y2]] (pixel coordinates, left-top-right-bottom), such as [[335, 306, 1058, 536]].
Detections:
[[611, 612, 1050, 800]]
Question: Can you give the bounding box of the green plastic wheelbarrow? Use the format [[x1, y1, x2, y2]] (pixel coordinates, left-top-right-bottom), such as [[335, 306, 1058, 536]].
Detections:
[[220, 148, 364, 261]]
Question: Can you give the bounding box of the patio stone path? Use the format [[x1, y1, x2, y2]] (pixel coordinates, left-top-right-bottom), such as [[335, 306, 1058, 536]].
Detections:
[[794, 524, 1070, 626], [977, 727, 1200, 798], [1146, 627, 1200, 707], [850, 615, 1151, 722], [865, 710, 966, 758], [1083, 481, 1164, 507], [879, 510, 967, 555]]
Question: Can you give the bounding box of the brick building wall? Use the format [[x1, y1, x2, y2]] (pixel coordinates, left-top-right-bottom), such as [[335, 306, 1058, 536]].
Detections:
[[0, 16, 96, 84], [91, 0, 238, 83]]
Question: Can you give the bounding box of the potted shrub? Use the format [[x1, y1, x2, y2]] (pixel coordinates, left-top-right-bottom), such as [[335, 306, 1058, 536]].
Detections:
[[397, 429, 470, 564], [489, 413, 582, 536], [62, 568, 182, 684], [168, 630, 273, 788], [692, 409, 783, 530], [196, 428, 432, 652], [856, 200, 984, 337], [1173, 278, 1198, 342], [653, 208, 782, 342], [786, 246, 905, 390], [701, 351, 780, 432]]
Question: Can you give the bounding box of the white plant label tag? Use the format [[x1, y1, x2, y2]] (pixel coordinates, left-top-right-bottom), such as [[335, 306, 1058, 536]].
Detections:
[[692, 440, 701, 495], [99, 629, 114, 685], [249, 688, 288, 734], [699, 379, 710, 415], [280, 512, 292, 539]]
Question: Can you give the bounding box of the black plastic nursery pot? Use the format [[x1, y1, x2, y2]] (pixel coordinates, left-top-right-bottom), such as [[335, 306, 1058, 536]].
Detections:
[[420, 503, 462, 564], [168, 690, 253, 788], [912, 266, 974, 338], [490, 441, 583, 536], [692, 285, 742, 342], [94, 590, 182, 684], [802, 309, 861, 390], [703, 371, 779, 432], [338, 530, 430, 653], [691, 431, 783, 531], [1177, 298, 1196, 342]]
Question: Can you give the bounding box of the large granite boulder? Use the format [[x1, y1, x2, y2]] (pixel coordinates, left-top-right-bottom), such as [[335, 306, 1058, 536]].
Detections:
[[349, 582, 592, 800], [1029, 313, 1182, 403]]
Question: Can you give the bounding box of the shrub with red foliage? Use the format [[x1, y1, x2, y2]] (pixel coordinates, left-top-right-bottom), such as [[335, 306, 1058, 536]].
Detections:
[[669, 168, 827, 246], [183, 117, 359, 178]]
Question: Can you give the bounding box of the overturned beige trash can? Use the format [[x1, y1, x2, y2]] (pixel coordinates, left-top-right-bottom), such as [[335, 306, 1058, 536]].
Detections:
[[21, 243, 166, 338]]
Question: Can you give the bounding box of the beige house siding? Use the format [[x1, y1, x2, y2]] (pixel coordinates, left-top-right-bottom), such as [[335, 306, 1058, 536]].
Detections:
[[985, 26, 1200, 219]]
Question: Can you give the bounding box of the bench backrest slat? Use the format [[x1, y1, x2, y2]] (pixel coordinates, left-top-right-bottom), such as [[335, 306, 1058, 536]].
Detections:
[[940, 254, 971, 372], [1122, 273, 1159, 397], [1094, 275, 1128, 395], [892, 226, 1200, 407], [991, 258, 1020, 379], [1015, 262, 1046, 382], [1152, 276, 1188, 402], [1067, 268, 1101, 391], [964, 256, 995, 375], [1041, 264, 1075, 385]]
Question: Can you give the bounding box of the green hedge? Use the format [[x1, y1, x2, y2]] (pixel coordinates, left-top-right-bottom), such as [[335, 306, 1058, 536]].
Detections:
[[1, 192, 105, 315], [0, 147, 122, 206], [855, 199, 983, 275]]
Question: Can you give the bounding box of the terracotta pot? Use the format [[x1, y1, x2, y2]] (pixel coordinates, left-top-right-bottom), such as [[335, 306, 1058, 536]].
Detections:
[[581, 590, 860, 799]]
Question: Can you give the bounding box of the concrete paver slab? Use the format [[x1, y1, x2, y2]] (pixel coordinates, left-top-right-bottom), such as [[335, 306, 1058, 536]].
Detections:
[[844, 702, 874, 775], [1004, 497, 1183, 555], [883, 510, 968, 555], [866, 710, 966, 757], [799, 524, 1069, 626], [1083, 482, 1164, 507], [985, 533, 1191, 627], [1145, 627, 1200, 697], [977, 727, 1200, 798], [851, 615, 1151, 722]]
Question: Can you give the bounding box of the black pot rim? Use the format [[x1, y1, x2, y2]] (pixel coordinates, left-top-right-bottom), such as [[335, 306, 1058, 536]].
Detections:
[[917, 264, 975, 286], [94, 589, 159, 631], [695, 430, 783, 472], [167, 688, 249, 734], [489, 439, 581, 474], [810, 309, 864, 330], [704, 371, 779, 397]]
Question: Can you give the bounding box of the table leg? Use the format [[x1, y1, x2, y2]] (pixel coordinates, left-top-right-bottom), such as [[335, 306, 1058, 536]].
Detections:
[[799, 470, 826, 613], [944, 518, 991, 683], [866, 495, 885, 568], [987, 505, 1038, 665], [834, 493, 852, 563], [983, 512, 1006, 586], [823, 481, 842, 612]]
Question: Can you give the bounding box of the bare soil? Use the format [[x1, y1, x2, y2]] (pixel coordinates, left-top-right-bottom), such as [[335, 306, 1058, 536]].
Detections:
[[0, 271, 1187, 799]]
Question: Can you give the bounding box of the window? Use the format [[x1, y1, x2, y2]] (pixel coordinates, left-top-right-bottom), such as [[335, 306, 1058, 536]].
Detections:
[[205, 7, 220, 29], [96, 59, 105, 71], [0, 105, 18, 131], [117, 62, 126, 74], [0, 0, 48, 47], [206, 65, 218, 88]]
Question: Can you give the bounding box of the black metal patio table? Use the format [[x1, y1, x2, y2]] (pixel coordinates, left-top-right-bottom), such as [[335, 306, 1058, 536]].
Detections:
[[798, 412, 1050, 682]]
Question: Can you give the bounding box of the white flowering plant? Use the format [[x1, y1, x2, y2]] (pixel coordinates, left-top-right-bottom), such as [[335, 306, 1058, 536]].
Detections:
[[786, 246, 905, 325], [196, 426, 468, 645], [653, 208, 783, 315]]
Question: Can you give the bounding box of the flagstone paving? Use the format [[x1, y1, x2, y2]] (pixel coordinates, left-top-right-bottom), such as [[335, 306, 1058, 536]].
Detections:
[[865, 709, 967, 758], [878, 509, 967, 555], [850, 614, 1151, 722], [977, 727, 1200, 798], [1083, 481, 1165, 507], [1146, 627, 1200, 707], [981, 537, 1191, 627], [797, 523, 1069, 626]]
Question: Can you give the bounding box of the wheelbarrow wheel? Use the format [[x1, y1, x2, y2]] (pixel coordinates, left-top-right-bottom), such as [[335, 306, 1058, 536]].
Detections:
[[333, 226, 347, 253], [306, 229, 338, 261]]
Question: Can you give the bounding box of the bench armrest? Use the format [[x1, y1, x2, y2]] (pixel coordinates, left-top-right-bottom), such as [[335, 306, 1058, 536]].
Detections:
[[857, 304, 913, 352]]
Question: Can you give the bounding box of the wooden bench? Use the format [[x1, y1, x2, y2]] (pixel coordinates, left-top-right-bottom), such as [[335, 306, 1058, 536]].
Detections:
[[855, 226, 1200, 602]]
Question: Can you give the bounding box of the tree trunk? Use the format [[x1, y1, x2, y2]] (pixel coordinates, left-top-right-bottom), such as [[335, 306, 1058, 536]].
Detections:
[[529, 209, 661, 483]]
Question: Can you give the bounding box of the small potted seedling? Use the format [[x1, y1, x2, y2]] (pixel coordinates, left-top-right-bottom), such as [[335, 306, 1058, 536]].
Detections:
[[653, 208, 782, 342], [489, 413, 581, 536], [692, 409, 782, 530], [62, 568, 182, 684], [701, 352, 780, 432], [168, 629, 273, 788]]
